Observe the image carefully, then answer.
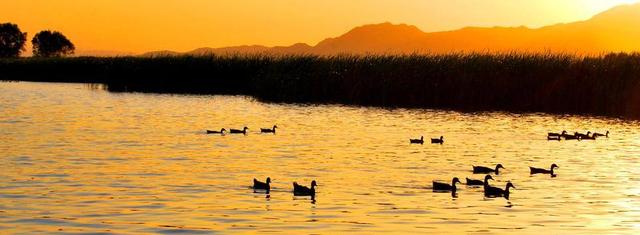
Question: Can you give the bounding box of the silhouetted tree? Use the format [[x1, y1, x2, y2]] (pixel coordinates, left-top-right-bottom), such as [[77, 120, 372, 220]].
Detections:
[[32, 30, 75, 57], [0, 23, 27, 58]]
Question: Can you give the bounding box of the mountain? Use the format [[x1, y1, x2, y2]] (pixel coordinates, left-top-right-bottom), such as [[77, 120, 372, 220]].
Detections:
[[313, 23, 427, 54], [142, 3, 640, 56], [142, 43, 314, 57]]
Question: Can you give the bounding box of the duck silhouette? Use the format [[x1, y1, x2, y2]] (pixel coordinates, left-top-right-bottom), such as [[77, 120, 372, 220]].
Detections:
[[433, 177, 461, 193], [410, 136, 424, 144], [431, 136, 444, 144], [466, 175, 494, 187], [562, 133, 581, 140], [548, 130, 567, 137], [261, 125, 277, 133], [293, 180, 317, 198], [253, 177, 271, 193], [562, 135, 580, 140], [473, 164, 504, 175], [530, 163, 559, 175], [547, 135, 561, 141], [575, 131, 590, 139], [484, 182, 516, 199], [206, 128, 226, 135], [582, 133, 596, 140], [593, 131, 609, 138], [230, 127, 249, 134]]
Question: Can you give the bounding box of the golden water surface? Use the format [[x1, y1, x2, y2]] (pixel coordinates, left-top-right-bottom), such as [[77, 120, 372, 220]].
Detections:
[[1, 82, 639, 234]]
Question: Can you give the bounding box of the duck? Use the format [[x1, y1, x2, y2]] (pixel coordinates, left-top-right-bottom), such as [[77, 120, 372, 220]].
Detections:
[[562, 132, 581, 140], [484, 182, 516, 199], [530, 163, 559, 175], [261, 125, 277, 133], [593, 131, 609, 138], [431, 136, 444, 144], [466, 175, 494, 187], [575, 131, 591, 139], [548, 130, 567, 137], [582, 133, 596, 140], [473, 164, 505, 175], [229, 126, 249, 134], [433, 177, 461, 192], [253, 177, 271, 193], [293, 180, 317, 198], [410, 136, 424, 144], [206, 128, 226, 135], [547, 135, 561, 141]]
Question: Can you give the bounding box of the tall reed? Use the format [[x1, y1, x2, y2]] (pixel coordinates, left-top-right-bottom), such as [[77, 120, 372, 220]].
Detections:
[[1, 52, 639, 118]]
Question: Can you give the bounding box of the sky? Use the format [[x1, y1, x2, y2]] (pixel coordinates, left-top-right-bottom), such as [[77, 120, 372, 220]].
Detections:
[[1, 0, 639, 54]]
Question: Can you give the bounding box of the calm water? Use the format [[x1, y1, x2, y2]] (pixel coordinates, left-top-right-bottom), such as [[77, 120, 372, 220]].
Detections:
[[1, 82, 639, 234]]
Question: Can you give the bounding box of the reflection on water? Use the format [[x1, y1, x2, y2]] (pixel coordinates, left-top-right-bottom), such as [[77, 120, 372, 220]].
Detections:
[[1, 82, 639, 234]]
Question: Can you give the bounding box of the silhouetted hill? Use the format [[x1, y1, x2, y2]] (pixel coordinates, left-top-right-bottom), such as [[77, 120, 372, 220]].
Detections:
[[141, 3, 640, 56], [313, 23, 426, 54], [140, 50, 181, 57]]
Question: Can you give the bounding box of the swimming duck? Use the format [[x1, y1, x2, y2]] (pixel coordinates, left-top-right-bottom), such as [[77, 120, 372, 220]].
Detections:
[[473, 164, 504, 175], [410, 136, 424, 144], [431, 136, 444, 144], [562, 133, 581, 140], [230, 127, 249, 134], [293, 180, 317, 198], [261, 125, 277, 133], [433, 177, 461, 193], [593, 131, 609, 138], [484, 182, 516, 199], [206, 128, 226, 134], [253, 177, 271, 193], [466, 174, 494, 187], [582, 133, 596, 140], [575, 131, 591, 139], [548, 130, 567, 137], [530, 163, 559, 175], [547, 135, 561, 141]]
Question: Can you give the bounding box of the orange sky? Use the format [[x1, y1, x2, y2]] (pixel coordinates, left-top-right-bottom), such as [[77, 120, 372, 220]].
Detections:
[[1, 0, 638, 54]]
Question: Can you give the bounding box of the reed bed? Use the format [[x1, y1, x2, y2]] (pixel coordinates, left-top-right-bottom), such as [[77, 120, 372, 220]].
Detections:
[[1, 52, 639, 118]]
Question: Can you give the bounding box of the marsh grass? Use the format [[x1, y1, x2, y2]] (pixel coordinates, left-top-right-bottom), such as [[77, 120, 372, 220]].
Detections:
[[1, 52, 640, 118]]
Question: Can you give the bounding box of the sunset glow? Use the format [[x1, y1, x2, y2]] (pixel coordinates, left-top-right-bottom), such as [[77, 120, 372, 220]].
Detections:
[[1, 0, 638, 54], [3, 0, 640, 234]]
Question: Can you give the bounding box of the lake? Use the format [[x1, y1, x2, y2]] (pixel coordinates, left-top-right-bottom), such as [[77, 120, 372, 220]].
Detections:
[[0, 82, 639, 234]]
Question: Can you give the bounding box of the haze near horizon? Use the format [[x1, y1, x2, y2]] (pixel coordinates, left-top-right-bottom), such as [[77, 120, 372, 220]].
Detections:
[[1, 0, 639, 55]]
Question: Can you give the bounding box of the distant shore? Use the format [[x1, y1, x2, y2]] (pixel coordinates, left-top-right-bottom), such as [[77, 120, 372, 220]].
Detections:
[[1, 53, 640, 119]]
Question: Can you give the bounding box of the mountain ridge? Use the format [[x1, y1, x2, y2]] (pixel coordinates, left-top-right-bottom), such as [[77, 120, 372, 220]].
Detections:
[[142, 3, 640, 56]]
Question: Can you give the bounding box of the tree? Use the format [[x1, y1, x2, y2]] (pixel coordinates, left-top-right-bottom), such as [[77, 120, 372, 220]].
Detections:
[[32, 30, 75, 57], [0, 23, 27, 58]]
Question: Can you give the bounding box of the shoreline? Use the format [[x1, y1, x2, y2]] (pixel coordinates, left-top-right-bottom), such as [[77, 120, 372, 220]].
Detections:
[[2, 53, 639, 119]]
